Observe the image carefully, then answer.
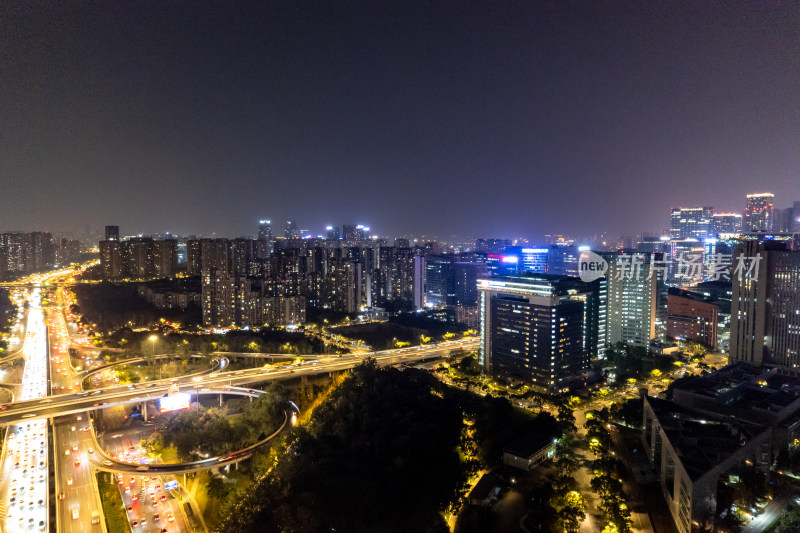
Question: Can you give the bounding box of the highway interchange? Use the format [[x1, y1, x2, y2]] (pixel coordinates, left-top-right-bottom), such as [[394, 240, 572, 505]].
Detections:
[[0, 268, 475, 532]]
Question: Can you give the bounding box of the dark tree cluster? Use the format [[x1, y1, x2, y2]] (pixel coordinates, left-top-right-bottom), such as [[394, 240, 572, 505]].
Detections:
[[156, 385, 288, 461], [72, 282, 200, 331], [0, 288, 16, 346], [334, 314, 466, 350], [218, 360, 558, 532]]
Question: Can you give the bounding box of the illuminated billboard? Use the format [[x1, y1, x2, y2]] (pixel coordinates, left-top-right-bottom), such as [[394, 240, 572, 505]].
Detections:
[[159, 392, 191, 413]]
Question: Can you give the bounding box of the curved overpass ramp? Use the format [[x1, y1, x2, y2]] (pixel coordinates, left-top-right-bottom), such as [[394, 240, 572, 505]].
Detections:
[[81, 354, 225, 384], [89, 389, 295, 475]]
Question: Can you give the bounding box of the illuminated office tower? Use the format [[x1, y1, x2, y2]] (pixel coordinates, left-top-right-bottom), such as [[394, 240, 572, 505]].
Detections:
[[479, 275, 602, 393], [744, 192, 774, 232], [284, 220, 300, 240], [669, 207, 714, 240], [712, 213, 743, 235], [604, 252, 667, 347], [257, 219, 272, 241], [325, 225, 341, 240], [729, 241, 800, 370]]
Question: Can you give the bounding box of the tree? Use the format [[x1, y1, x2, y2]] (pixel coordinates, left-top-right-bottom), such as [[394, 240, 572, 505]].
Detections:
[[557, 403, 577, 434], [557, 491, 586, 533], [217, 360, 468, 533]]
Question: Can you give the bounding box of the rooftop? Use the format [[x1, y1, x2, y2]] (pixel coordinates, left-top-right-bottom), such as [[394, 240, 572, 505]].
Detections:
[[503, 432, 558, 458], [648, 397, 767, 481]]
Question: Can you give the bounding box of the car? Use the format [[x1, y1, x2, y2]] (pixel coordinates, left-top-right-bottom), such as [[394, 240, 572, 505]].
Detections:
[[126, 506, 132, 513], [167, 513, 174, 522], [131, 494, 138, 502], [160, 495, 167, 502], [70, 426, 76, 431], [131, 520, 138, 527], [74, 459, 80, 467], [141, 518, 147, 526], [103, 460, 112, 466], [66, 478, 73, 486], [72, 445, 78, 451], [88, 447, 94, 454], [153, 513, 160, 522], [71, 507, 79, 520]]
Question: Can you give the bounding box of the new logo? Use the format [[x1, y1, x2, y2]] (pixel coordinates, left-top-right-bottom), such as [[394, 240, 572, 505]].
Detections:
[[578, 251, 608, 282]]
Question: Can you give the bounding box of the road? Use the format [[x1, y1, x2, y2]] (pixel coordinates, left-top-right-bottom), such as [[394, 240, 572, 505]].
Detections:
[[0, 339, 479, 426], [49, 301, 107, 533], [102, 427, 188, 533], [0, 286, 50, 532], [47, 276, 191, 533]]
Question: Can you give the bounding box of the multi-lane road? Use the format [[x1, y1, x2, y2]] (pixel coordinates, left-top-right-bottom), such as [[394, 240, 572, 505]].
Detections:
[[48, 300, 107, 533], [0, 287, 50, 533]]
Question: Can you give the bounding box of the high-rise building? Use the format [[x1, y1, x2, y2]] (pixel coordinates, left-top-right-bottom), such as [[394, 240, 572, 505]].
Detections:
[[154, 239, 178, 278], [667, 289, 720, 349], [325, 225, 341, 240], [202, 268, 242, 327], [793, 201, 800, 234], [125, 237, 156, 279], [56, 238, 82, 266], [744, 193, 775, 232], [475, 239, 511, 253], [547, 244, 580, 276], [712, 213, 743, 235], [478, 275, 599, 392], [105, 225, 120, 241], [99, 237, 176, 280], [257, 220, 272, 241], [729, 241, 800, 370], [99, 240, 123, 279], [604, 252, 667, 347], [0, 232, 54, 274], [342, 225, 358, 241], [284, 220, 300, 240], [424, 255, 455, 308], [670, 207, 714, 241]]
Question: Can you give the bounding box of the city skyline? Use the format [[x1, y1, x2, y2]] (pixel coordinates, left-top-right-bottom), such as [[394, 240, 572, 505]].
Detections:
[[2, 3, 798, 238]]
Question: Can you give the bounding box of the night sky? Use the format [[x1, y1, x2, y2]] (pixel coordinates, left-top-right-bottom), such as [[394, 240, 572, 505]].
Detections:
[[2, 2, 798, 240]]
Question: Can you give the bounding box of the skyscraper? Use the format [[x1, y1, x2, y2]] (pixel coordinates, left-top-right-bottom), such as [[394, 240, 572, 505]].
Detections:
[[325, 225, 341, 240], [478, 275, 599, 392], [257, 220, 272, 241], [712, 213, 743, 235], [669, 207, 714, 241], [284, 220, 300, 240], [794, 201, 800, 234], [744, 193, 775, 232], [729, 241, 800, 370], [105, 225, 120, 241], [604, 252, 667, 347]]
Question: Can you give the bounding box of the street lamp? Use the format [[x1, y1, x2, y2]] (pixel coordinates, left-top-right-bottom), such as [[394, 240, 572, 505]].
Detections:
[[149, 335, 158, 356], [192, 376, 202, 411]]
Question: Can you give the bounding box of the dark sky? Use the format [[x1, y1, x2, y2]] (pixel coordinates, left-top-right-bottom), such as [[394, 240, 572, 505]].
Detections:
[[2, 2, 798, 240]]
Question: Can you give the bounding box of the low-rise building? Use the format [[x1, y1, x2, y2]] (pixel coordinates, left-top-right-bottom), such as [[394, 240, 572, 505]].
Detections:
[[502, 433, 557, 471]]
